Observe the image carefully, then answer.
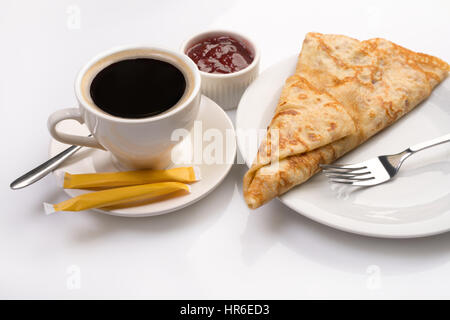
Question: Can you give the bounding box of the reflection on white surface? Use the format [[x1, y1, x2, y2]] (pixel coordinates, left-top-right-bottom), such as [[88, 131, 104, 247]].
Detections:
[[327, 160, 450, 223]]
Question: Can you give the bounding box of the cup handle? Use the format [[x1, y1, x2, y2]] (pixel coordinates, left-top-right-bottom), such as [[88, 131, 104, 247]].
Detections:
[[47, 108, 105, 149]]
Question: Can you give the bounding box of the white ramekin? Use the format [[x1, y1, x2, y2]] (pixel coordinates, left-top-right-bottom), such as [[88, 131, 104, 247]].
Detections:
[[181, 30, 260, 110]]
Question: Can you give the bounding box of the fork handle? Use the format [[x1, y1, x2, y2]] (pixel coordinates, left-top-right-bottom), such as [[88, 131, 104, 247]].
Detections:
[[409, 133, 450, 153]]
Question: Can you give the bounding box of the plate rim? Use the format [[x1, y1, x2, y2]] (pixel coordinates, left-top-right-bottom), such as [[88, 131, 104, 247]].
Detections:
[[49, 95, 237, 218], [236, 55, 450, 238]]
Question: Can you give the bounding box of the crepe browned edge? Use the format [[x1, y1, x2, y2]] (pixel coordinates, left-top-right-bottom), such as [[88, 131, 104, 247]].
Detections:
[[247, 74, 357, 178], [243, 32, 449, 209]]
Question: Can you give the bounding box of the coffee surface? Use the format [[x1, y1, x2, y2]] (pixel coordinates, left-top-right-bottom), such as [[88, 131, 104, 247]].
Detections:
[[90, 58, 186, 118]]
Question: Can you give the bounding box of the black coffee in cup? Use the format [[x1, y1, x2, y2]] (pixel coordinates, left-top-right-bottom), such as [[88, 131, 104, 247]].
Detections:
[[89, 58, 186, 118]]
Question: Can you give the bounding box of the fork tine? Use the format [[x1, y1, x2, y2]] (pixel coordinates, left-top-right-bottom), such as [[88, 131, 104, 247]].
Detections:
[[328, 176, 375, 182], [320, 164, 367, 171], [328, 179, 355, 185], [323, 170, 371, 176]]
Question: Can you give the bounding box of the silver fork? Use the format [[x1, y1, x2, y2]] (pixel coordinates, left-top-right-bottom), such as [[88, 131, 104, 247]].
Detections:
[[320, 133, 450, 187]]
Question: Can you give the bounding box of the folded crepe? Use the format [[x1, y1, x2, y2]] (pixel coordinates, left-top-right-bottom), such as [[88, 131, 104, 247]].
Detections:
[[243, 32, 449, 209]]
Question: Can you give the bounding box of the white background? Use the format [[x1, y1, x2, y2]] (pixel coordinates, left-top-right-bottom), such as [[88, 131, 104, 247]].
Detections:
[[1, 0, 450, 299]]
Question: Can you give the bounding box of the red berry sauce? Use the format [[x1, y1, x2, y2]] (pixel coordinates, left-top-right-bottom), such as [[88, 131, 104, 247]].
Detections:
[[186, 35, 254, 74]]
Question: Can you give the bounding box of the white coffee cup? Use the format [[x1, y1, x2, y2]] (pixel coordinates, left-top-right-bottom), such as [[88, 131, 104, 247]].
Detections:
[[48, 46, 201, 169]]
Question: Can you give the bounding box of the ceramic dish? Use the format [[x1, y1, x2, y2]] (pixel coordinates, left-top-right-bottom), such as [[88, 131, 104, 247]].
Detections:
[[181, 30, 260, 110], [50, 96, 236, 217], [236, 55, 450, 238]]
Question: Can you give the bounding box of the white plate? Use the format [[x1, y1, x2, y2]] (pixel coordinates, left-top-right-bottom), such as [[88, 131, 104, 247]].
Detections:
[[236, 55, 450, 238], [50, 95, 236, 217]]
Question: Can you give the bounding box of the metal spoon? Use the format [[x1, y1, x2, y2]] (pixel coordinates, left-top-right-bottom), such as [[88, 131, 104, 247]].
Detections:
[[10, 136, 91, 190]]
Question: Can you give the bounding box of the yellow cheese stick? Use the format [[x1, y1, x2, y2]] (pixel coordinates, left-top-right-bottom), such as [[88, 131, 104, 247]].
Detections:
[[59, 166, 200, 189], [44, 182, 190, 213]]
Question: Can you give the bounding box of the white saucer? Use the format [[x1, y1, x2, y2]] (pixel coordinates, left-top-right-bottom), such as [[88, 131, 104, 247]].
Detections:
[[49, 95, 236, 217], [237, 55, 450, 238]]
